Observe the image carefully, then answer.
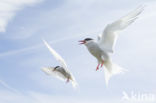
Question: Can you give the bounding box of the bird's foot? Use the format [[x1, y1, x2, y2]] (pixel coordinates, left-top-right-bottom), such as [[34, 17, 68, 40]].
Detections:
[[101, 61, 104, 68], [96, 64, 100, 71], [66, 78, 69, 83]]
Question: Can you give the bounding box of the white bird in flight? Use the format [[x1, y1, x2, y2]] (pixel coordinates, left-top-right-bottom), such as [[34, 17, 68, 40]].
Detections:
[[79, 6, 144, 85], [41, 40, 78, 88]]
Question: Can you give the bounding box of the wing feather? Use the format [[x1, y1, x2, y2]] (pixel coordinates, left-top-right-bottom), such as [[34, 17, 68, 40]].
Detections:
[[41, 67, 67, 81], [98, 5, 144, 53], [43, 39, 68, 69]]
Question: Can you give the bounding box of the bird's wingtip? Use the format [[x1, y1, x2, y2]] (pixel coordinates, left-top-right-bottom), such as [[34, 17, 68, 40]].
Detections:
[[42, 38, 46, 43]]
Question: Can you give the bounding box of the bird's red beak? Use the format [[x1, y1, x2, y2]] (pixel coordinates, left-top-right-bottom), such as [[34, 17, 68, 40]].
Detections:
[[79, 40, 86, 44]]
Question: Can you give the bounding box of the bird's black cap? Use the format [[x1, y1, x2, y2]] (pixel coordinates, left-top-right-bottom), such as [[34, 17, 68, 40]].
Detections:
[[54, 66, 60, 69], [84, 38, 93, 41]]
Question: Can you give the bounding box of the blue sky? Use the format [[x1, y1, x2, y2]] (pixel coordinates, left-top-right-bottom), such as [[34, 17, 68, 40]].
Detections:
[[0, 0, 156, 103]]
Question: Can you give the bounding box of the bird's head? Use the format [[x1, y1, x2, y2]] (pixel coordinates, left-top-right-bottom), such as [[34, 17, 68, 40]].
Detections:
[[54, 66, 60, 69], [53, 66, 60, 71], [79, 38, 93, 45]]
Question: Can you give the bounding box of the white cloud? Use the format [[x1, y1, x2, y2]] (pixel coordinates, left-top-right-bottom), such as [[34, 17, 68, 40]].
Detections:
[[0, 89, 119, 103], [0, 33, 85, 58], [0, 79, 19, 93], [0, 0, 42, 32]]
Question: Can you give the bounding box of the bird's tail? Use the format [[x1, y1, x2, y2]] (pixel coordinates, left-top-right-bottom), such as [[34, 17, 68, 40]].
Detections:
[[71, 80, 78, 88], [70, 76, 78, 89], [104, 60, 125, 86]]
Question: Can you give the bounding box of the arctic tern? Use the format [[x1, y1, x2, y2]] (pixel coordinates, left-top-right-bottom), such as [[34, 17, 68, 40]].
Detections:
[[41, 40, 78, 88], [79, 6, 144, 85]]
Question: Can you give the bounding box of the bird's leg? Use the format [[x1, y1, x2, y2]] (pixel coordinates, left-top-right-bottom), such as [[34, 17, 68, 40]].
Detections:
[[101, 60, 104, 68], [66, 78, 70, 83], [96, 64, 100, 71]]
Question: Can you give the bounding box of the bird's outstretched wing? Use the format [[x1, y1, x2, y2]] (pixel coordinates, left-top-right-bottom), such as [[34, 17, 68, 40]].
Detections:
[[98, 5, 144, 53], [41, 67, 78, 88], [43, 39, 68, 69]]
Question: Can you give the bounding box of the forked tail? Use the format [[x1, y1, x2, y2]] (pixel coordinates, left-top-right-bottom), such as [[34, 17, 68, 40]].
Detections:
[[70, 76, 78, 89], [104, 60, 125, 86], [71, 80, 78, 88]]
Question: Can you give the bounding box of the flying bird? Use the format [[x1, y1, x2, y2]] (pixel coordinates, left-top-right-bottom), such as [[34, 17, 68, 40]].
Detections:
[[79, 6, 144, 85], [41, 40, 78, 88]]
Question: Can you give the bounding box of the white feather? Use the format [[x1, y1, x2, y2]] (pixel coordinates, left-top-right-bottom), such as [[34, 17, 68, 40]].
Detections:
[[70, 75, 78, 88], [84, 6, 144, 86], [98, 5, 144, 53], [41, 67, 66, 81], [42, 40, 78, 88], [43, 39, 68, 69], [104, 60, 125, 86]]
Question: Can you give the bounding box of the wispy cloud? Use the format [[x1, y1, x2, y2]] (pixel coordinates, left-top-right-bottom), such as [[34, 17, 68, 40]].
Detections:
[[0, 89, 118, 103], [0, 0, 42, 32], [0, 79, 19, 93], [0, 33, 87, 58]]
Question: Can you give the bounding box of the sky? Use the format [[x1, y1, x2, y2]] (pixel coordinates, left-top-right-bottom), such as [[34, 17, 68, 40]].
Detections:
[[0, 0, 156, 103]]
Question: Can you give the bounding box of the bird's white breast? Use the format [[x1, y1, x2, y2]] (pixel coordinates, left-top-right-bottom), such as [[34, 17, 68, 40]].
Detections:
[[85, 41, 109, 61]]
